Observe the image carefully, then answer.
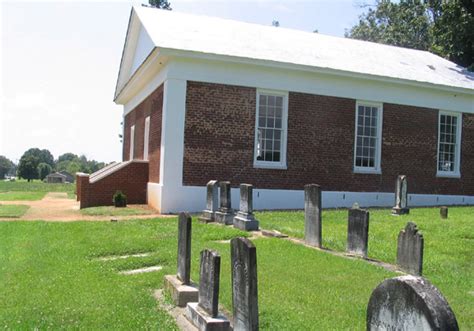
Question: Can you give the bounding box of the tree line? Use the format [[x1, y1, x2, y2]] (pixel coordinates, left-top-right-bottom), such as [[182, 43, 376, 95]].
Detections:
[[0, 149, 109, 182]]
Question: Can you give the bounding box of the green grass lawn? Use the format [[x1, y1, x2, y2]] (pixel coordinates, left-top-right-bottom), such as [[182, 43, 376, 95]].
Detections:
[[0, 180, 76, 201], [0, 209, 472, 329], [81, 206, 154, 216], [256, 207, 474, 328], [0, 218, 398, 330], [0, 204, 29, 218]]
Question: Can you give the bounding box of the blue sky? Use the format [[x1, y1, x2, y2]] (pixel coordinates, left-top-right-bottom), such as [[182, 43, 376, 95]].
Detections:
[[0, 0, 368, 163]]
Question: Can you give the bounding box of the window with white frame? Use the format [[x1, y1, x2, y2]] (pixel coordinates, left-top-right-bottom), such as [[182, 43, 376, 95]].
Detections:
[[437, 112, 461, 177], [354, 102, 383, 173], [254, 90, 288, 168], [143, 116, 150, 161], [129, 125, 135, 160]]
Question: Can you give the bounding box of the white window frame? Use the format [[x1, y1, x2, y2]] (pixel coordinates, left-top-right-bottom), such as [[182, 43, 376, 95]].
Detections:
[[353, 101, 383, 174], [143, 116, 150, 161], [437, 111, 462, 178], [253, 89, 289, 169], [129, 125, 135, 160]]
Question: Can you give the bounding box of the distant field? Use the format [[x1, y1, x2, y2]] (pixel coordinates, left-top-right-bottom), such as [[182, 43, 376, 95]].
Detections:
[[0, 180, 75, 200]]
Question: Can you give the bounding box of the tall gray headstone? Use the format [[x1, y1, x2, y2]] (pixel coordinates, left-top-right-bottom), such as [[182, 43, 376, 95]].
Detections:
[[304, 184, 322, 247], [164, 212, 198, 307], [347, 207, 369, 258], [177, 212, 192, 284], [367, 275, 459, 331], [392, 175, 410, 215], [199, 180, 219, 222], [186, 249, 230, 330], [440, 206, 448, 219], [215, 181, 235, 225], [397, 222, 424, 276], [233, 184, 259, 231], [231, 237, 259, 331]]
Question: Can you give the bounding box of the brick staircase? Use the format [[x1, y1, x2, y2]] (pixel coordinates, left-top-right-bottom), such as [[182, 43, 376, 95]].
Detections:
[[76, 160, 149, 209]]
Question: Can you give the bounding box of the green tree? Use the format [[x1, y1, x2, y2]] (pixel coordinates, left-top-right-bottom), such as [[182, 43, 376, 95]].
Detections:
[[429, 0, 474, 69], [347, 0, 474, 69], [21, 148, 55, 168], [148, 0, 172, 10], [18, 155, 39, 182], [346, 0, 432, 51], [57, 153, 78, 163], [37, 163, 52, 181], [0, 156, 14, 179]]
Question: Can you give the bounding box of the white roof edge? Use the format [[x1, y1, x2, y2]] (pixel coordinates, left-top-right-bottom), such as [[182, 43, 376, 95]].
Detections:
[[160, 47, 474, 96]]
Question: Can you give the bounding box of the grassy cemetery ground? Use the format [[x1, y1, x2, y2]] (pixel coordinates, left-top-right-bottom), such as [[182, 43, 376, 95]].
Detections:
[[0, 208, 472, 329], [257, 207, 474, 328], [0, 204, 29, 218], [0, 180, 75, 200], [80, 206, 154, 217]]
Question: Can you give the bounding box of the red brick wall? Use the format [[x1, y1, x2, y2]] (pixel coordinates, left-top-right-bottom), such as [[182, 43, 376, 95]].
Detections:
[[78, 161, 149, 209], [183, 81, 474, 195], [123, 84, 163, 183]]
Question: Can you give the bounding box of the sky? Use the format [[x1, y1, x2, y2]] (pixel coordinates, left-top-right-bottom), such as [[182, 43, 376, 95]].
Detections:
[[0, 0, 368, 164]]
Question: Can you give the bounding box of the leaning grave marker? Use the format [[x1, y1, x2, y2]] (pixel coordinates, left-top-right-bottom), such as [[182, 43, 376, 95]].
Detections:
[[397, 222, 424, 276], [199, 180, 219, 223], [186, 249, 230, 331], [304, 184, 322, 248], [346, 207, 369, 258], [164, 212, 198, 307], [367, 275, 459, 331], [231, 237, 259, 331]]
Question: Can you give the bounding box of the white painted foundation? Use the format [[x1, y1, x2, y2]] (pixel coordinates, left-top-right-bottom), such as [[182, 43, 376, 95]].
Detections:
[[147, 183, 474, 214]]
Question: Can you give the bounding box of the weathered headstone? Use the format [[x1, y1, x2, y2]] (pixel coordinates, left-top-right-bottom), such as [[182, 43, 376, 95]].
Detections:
[[440, 206, 448, 219], [346, 207, 369, 258], [233, 184, 259, 231], [397, 222, 424, 276], [164, 212, 198, 307], [304, 184, 322, 247], [231, 237, 259, 331], [186, 249, 230, 331], [392, 175, 410, 215], [367, 275, 459, 331], [215, 181, 234, 225], [199, 180, 219, 223]]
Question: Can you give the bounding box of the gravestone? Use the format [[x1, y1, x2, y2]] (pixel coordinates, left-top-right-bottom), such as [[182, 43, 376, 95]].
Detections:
[[199, 180, 219, 223], [231, 237, 259, 331], [164, 212, 198, 307], [440, 206, 448, 219], [392, 175, 410, 215], [397, 222, 424, 276], [215, 181, 234, 225], [304, 184, 322, 247], [186, 249, 230, 331], [233, 184, 259, 231], [367, 275, 459, 330], [346, 207, 369, 258]]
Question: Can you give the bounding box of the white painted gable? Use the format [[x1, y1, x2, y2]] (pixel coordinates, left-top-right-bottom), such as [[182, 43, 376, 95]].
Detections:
[[131, 25, 154, 75]]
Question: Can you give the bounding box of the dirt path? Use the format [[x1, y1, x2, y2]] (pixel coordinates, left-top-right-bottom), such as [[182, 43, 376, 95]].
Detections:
[[0, 192, 169, 222]]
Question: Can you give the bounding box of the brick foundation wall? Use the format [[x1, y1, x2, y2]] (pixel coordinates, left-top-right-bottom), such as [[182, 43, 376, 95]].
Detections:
[[123, 84, 163, 183], [77, 161, 149, 209], [183, 81, 474, 195]]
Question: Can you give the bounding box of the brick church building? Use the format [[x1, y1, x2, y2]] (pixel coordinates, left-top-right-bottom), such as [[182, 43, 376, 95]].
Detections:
[[80, 6, 474, 213]]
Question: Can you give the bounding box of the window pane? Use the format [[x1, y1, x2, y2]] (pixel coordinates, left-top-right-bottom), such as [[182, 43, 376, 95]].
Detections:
[[355, 104, 379, 169], [438, 114, 458, 173]]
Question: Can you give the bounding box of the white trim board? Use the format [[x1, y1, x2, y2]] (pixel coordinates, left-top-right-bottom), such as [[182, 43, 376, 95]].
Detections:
[[148, 184, 474, 213]]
